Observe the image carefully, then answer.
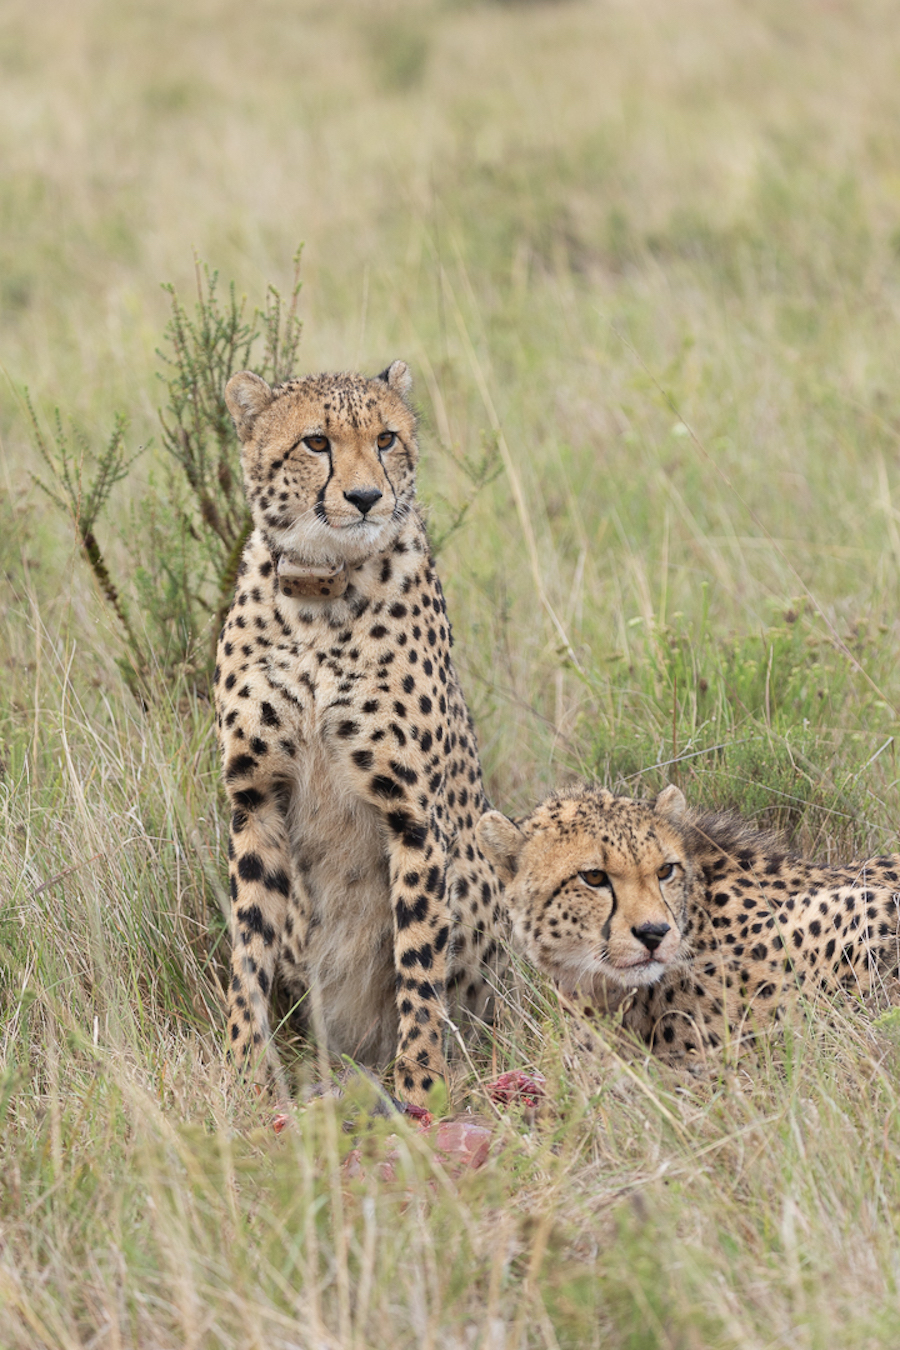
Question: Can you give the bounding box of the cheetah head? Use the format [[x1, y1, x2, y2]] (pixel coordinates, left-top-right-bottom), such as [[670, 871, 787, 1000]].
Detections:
[[476, 785, 694, 992], [225, 361, 419, 569]]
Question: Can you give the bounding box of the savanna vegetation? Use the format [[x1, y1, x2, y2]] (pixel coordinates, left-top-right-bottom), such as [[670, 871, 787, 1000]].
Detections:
[[4, 0, 900, 1344]]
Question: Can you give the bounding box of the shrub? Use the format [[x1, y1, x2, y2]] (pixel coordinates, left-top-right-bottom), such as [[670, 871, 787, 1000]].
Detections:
[[30, 251, 303, 701]]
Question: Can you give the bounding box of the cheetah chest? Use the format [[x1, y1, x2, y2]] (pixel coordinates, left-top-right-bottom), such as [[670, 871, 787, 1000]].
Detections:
[[274, 646, 399, 1067]]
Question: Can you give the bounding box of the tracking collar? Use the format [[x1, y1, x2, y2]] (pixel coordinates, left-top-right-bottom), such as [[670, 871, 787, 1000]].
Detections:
[[276, 552, 350, 600]]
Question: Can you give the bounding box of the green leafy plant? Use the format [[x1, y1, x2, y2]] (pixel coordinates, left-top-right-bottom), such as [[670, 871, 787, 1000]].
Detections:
[[29, 403, 150, 696], [29, 250, 303, 700], [154, 252, 303, 665]]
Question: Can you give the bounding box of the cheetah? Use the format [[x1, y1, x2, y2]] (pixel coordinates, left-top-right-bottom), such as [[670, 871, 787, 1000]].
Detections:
[[476, 784, 900, 1061], [216, 361, 506, 1106]]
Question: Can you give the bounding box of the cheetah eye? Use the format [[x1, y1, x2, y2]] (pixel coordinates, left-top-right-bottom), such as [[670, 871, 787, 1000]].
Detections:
[[376, 431, 396, 452], [304, 435, 330, 454], [579, 869, 609, 889], [657, 863, 677, 881]]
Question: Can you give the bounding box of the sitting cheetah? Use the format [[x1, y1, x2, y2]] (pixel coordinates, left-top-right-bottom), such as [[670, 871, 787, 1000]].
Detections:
[[216, 361, 506, 1106], [476, 784, 900, 1060]]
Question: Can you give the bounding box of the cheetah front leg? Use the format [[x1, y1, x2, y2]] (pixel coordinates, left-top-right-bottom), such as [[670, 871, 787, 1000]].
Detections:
[[225, 777, 296, 1086], [387, 813, 451, 1107]]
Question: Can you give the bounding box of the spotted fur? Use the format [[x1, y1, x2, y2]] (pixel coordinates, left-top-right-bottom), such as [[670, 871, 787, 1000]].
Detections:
[[477, 785, 900, 1060], [216, 361, 506, 1105]]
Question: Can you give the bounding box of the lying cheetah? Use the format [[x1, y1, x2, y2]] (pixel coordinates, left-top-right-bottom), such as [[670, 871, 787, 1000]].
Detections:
[[216, 361, 506, 1105], [476, 785, 900, 1060]]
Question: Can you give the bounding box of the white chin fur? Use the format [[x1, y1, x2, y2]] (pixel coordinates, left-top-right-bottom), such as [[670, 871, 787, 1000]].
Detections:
[[602, 960, 668, 988], [552, 954, 667, 994], [273, 514, 396, 567]]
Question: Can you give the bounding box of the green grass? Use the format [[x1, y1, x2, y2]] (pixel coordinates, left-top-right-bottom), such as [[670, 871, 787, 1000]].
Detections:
[[5, 0, 900, 1344]]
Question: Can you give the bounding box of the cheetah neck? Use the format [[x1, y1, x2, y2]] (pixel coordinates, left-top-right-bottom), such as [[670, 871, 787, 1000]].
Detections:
[[260, 512, 428, 620], [275, 552, 349, 600]]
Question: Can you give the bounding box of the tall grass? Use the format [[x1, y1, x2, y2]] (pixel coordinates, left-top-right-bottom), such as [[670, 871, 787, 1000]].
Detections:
[[4, 0, 900, 1343]]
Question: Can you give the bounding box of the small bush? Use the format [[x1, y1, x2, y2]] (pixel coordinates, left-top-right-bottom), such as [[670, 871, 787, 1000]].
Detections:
[[30, 251, 303, 701]]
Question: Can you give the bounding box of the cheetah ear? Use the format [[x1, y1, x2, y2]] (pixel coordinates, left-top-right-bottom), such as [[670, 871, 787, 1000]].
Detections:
[[476, 811, 525, 886], [655, 784, 687, 821], [225, 371, 275, 440], [376, 359, 413, 401]]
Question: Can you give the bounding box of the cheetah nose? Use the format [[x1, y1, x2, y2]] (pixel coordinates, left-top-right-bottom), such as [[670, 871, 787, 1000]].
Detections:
[[344, 487, 383, 516], [632, 922, 671, 954]]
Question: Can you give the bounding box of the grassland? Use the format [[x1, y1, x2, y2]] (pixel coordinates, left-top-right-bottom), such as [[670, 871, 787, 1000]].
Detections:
[[4, 0, 900, 1344]]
